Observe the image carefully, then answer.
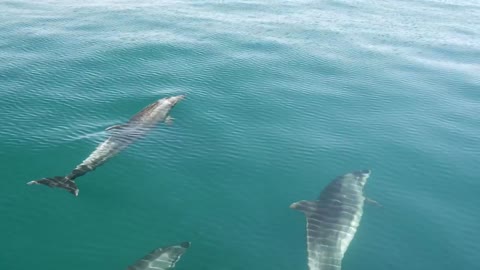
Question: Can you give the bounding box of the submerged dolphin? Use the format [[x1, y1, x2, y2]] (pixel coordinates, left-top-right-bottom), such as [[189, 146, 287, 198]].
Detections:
[[290, 170, 372, 270], [127, 241, 190, 270], [27, 95, 185, 196]]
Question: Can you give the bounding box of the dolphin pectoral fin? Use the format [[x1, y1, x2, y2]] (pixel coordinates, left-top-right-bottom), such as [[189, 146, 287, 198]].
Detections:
[[27, 176, 79, 197], [105, 124, 126, 131], [290, 200, 319, 215], [165, 116, 174, 125], [366, 197, 382, 207]]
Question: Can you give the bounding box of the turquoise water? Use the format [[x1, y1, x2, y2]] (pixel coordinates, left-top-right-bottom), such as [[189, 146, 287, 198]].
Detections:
[[1, 0, 479, 269]]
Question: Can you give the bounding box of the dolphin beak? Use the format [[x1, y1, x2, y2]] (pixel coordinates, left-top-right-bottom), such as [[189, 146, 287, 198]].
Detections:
[[169, 95, 185, 104]]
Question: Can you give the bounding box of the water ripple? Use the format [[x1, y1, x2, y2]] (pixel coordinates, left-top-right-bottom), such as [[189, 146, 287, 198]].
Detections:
[[1, 1, 480, 270]]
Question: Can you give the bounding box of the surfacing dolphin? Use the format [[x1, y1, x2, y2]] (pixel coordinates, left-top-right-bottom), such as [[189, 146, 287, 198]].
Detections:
[[127, 241, 190, 270], [27, 95, 185, 196], [290, 169, 373, 270]]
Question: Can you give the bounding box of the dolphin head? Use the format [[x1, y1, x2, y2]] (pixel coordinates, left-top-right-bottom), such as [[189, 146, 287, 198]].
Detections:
[[351, 169, 371, 187], [164, 95, 185, 107]]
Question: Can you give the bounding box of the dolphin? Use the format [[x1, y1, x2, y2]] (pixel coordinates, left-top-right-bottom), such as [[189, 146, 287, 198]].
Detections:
[[27, 95, 185, 196], [290, 169, 372, 270], [127, 241, 190, 270]]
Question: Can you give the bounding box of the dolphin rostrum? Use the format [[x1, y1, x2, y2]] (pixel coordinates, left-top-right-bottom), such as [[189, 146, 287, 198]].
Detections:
[[127, 241, 190, 270], [27, 95, 185, 196], [290, 169, 372, 270]]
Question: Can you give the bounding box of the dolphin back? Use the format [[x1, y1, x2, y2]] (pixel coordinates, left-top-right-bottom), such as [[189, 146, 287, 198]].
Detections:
[[291, 170, 371, 270], [127, 242, 190, 270]]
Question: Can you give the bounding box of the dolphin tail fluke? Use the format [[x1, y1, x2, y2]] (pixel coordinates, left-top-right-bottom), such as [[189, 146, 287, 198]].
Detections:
[[27, 176, 79, 196], [127, 241, 191, 270]]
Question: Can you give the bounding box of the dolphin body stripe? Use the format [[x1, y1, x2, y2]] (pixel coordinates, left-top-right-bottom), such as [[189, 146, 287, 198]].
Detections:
[[291, 170, 372, 270], [27, 95, 185, 196]]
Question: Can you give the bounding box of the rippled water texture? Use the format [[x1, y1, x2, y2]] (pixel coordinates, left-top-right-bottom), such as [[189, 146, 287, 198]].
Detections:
[[1, 1, 479, 269]]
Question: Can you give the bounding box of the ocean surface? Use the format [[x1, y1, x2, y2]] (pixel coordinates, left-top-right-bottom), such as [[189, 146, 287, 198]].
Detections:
[[1, 1, 479, 269]]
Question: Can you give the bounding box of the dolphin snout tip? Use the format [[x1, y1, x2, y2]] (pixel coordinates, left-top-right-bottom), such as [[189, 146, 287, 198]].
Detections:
[[353, 169, 371, 178], [361, 169, 371, 175], [170, 94, 185, 104], [159, 94, 185, 103]]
